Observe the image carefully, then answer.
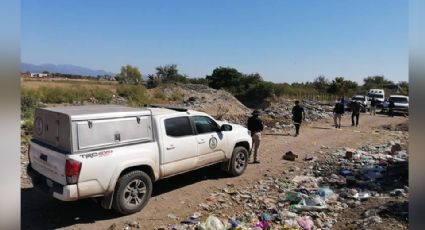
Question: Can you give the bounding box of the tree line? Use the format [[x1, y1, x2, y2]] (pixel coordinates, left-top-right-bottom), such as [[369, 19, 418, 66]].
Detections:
[[116, 64, 408, 108], [30, 65, 408, 108]]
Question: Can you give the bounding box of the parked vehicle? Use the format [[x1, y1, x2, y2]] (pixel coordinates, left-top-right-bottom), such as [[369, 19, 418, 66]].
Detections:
[[367, 89, 385, 107], [27, 105, 252, 214], [387, 95, 409, 115], [349, 95, 370, 112]]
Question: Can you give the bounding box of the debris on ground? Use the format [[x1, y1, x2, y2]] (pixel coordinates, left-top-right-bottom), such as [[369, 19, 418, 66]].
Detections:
[[150, 139, 409, 230]]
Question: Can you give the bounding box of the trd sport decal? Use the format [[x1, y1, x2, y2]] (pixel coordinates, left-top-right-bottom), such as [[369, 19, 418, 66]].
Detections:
[[80, 150, 113, 159]]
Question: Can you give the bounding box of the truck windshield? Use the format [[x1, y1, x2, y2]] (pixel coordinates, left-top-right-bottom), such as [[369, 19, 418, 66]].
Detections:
[[390, 97, 408, 103], [368, 93, 383, 99], [352, 96, 364, 101]]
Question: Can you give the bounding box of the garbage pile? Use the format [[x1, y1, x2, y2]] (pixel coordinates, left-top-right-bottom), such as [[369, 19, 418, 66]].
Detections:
[[216, 99, 335, 132], [154, 141, 408, 230], [261, 99, 334, 133]]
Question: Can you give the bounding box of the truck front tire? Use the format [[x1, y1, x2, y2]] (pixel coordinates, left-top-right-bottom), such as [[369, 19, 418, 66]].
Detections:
[[227, 146, 249, 176], [112, 170, 152, 215]]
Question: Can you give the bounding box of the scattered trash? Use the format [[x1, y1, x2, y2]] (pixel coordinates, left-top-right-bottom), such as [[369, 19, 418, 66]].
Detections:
[[296, 216, 314, 230], [199, 215, 225, 230], [167, 214, 179, 220], [283, 151, 298, 161], [304, 156, 314, 161], [152, 140, 408, 230]]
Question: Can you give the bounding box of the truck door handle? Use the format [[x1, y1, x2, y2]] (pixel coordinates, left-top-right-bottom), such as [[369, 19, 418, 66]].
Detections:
[[198, 139, 205, 144], [166, 145, 175, 150]]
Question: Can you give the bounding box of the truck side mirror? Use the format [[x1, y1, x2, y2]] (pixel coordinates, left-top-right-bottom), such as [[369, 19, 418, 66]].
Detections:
[[220, 124, 232, 131]]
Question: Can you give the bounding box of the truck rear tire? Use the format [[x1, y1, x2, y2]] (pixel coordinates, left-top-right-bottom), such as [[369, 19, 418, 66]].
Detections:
[[112, 170, 152, 215], [227, 146, 249, 176]]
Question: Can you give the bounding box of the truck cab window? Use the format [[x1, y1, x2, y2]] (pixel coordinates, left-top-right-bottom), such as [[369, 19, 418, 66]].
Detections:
[[165, 117, 194, 137], [192, 116, 219, 134]]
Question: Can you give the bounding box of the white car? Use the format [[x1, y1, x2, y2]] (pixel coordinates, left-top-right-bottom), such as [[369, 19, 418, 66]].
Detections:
[[350, 95, 370, 112], [388, 95, 409, 114], [27, 105, 252, 214], [367, 89, 385, 107]]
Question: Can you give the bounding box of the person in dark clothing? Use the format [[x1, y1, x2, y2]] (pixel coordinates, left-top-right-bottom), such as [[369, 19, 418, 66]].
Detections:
[[292, 100, 305, 136], [247, 110, 263, 163], [388, 100, 395, 117], [370, 97, 377, 116], [350, 100, 361, 126], [333, 100, 345, 128]]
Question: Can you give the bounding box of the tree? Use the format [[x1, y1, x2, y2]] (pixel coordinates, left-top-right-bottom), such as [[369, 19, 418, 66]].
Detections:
[[241, 81, 274, 108], [313, 75, 329, 93], [206, 67, 243, 94], [362, 75, 394, 90], [156, 64, 178, 79], [117, 65, 142, 85], [327, 77, 358, 96], [398, 81, 409, 94], [155, 64, 187, 84], [146, 74, 162, 88], [187, 77, 209, 85]]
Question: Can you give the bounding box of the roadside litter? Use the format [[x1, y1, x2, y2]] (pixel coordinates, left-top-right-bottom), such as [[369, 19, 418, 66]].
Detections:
[[283, 151, 298, 161], [152, 141, 408, 230]]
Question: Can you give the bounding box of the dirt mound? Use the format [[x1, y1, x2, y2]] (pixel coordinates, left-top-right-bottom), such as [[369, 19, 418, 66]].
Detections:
[[161, 84, 251, 118], [381, 121, 409, 131]]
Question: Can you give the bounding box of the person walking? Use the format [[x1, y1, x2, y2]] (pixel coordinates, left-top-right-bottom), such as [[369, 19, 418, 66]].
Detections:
[[292, 100, 305, 136], [333, 100, 344, 128], [351, 100, 361, 126], [370, 97, 377, 116], [388, 100, 395, 117], [247, 110, 263, 163]]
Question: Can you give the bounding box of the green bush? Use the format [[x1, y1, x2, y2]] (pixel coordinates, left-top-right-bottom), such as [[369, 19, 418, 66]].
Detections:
[[116, 85, 150, 106], [89, 87, 113, 104], [33, 86, 113, 104], [153, 90, 166, 100], [168, 91, 184, 101], [38, 86, 90, 104], [21, 89, 39, 117]]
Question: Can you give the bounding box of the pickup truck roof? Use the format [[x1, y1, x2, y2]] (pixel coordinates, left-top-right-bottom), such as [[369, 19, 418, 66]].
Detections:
[[43, 105, 189, 121]]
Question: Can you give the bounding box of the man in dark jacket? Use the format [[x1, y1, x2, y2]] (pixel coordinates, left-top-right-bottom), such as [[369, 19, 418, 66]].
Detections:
[[370, 97, 377, 116], [247, 110, 263, 163], [333, 100, 345, 128], [388, 100, 395, 117], [351, 100, 361, 126], [292, 100, 305, 136]]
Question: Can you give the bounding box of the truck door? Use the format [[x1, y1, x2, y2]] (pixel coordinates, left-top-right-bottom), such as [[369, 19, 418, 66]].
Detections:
[[191, 115, 226, 166], [161, 116, 198, 176]]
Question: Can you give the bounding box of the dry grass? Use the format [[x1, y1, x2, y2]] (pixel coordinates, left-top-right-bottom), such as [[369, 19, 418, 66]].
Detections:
[[21, 78, 116, 90]]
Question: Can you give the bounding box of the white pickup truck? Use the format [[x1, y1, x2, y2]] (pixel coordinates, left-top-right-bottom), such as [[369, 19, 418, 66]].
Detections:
[[27, 105, 252, 214]]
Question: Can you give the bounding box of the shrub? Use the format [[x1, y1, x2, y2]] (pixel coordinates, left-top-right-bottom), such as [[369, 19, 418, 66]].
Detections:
[[116, 85, 150, 106], [153, 90, 166, 100], [21, 89, 41, 119], [89, 87, 113, 104], [38, 86, 90, 104], [168, 91, 184, 101]]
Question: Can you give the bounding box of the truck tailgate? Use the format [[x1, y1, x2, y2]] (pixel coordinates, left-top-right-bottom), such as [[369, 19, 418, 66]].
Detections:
[[29, 142, 67, 185]]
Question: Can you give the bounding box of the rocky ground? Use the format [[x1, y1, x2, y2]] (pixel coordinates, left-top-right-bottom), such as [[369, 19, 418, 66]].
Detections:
[[20, 111, 408, 230]]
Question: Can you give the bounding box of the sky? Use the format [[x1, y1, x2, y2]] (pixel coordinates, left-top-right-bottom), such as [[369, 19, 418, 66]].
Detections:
[[21, 0, 408, 84]]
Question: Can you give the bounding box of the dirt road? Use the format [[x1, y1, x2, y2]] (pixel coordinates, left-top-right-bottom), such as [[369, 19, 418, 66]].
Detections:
[[21, 113, 408, 230]]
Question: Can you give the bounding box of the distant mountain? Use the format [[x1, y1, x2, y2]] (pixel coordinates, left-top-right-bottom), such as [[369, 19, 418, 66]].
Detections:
[[21, 62, 116, 77]]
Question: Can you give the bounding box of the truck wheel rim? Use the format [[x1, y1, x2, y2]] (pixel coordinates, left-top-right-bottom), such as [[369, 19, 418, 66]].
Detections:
[[124, 179, 147, 207], [235, 151, 246, 172]]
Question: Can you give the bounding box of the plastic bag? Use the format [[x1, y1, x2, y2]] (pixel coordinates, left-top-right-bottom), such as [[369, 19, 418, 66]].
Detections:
[[297, 216, 314, 230], [198, 215, 225, 230]]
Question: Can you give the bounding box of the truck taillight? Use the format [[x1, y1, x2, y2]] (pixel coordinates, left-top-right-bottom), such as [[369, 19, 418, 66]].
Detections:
[[65, 159, 82, 184]]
